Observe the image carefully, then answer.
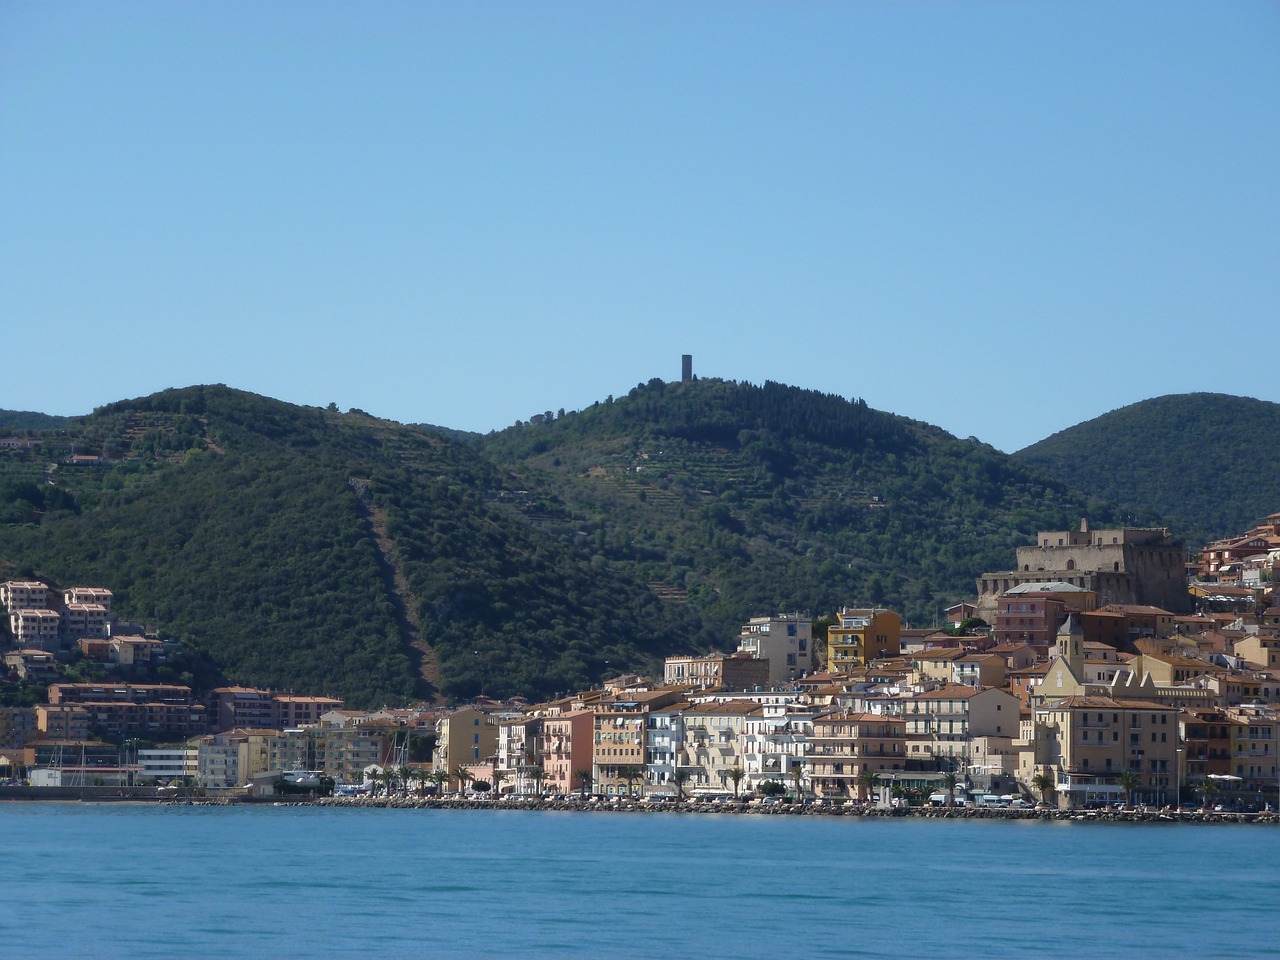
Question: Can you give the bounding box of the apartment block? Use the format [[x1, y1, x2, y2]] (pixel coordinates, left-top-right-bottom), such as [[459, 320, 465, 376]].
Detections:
[[663, 652, 770, 691], [827, 608, 901, 672], [810, 711, 906, 799], [0, 581, 48, 611], [737, 613, 812, 685], [10, 608, 61, 650], [541, 710, 594, 796], [1033, 696, 1182, 808]]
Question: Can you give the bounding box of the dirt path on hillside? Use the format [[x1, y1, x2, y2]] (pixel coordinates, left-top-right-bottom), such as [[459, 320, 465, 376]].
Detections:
[[348, 478, 439, 697]]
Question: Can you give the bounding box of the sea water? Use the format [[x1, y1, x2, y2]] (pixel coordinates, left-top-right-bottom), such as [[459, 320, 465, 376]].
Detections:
[[0, 804, 1276, 959]]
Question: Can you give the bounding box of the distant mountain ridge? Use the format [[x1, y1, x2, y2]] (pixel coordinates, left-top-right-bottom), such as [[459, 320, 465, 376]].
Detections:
[[1013, 393, 1280, 544], [4, 381, 1262, 706]]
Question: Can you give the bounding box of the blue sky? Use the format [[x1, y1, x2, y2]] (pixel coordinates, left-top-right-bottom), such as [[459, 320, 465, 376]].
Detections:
[[2, 2, 1276, 453]]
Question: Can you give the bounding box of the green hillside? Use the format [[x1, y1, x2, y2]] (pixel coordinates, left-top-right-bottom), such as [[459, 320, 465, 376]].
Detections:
[[1, 379, 1164, 706], [0, 386, 705, 705], [1013, 393, 1280, 544], [478, 378, 1124, 636]]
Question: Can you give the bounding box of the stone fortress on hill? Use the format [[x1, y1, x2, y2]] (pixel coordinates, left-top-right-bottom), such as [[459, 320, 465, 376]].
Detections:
[[975, 519, 1191, 623]]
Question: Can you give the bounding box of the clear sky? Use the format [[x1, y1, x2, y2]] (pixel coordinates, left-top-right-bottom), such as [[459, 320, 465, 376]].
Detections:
[[2, 2, 1276, 452]]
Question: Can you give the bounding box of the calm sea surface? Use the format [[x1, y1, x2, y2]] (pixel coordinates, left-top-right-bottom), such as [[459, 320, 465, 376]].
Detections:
[[0, 804, 1276, 959]]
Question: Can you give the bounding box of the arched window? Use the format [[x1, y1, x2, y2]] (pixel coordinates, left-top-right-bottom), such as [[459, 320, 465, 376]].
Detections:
[[1066, 559, 1076, 571]]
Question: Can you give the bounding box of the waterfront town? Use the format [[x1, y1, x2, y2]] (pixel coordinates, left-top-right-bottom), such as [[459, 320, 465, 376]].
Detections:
[[2, 514, 1278, 815]]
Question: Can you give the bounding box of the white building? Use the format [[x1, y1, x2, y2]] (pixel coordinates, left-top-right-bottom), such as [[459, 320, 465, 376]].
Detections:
[[138, 747, 198, 783], [737, 613, 812, 686], [645, 704, 688, 796], [741, 703, 816, 792]]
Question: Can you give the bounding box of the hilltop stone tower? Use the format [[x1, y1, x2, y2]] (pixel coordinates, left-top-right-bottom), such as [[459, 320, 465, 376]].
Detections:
[[681, 354, 693, 382]]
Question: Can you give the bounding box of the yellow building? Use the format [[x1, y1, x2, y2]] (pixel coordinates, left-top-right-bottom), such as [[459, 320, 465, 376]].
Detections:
[[433, 707, 499, 787], [827, 608, 901, 672], [1032, 695, 1182, 808]]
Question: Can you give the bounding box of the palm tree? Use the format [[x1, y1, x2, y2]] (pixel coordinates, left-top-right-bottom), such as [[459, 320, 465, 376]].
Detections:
[[728, 766, 746, 800], [527, 765, 546, 797], [789, 765, 807, 803], [672, 769, 691, 800], [574, 768, 593, 799], [408, 768, 428, 797], [1118, 770, 1142, 809], [1200, 777, 1219, 811], [855, 768, 881, 803], [397, 765, 413, 797], [1031, 772, 1055, 807], [453, 765, 474, 795], [942, 771, 960, 807]]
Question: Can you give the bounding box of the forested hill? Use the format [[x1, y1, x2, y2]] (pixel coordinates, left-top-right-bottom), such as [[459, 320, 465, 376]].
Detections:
[[1013, 393, 1280, 544], [478, 378, 1124, 635], [0, 386, 708, 705]]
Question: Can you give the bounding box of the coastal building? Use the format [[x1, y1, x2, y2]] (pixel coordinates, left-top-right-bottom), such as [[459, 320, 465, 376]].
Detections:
[[434, 707, 500, 785], [46, 682, 207, 739], [1181, 708, 1234, 785], [61, 603, 109, 641], [662, 652, 770, 691], [674, 699, 760, 796], [62, 587, 113, 612], [827, 608, 901, 672], [977, 520, 1191, 621], [4, 648, 59, 683], [1032, 696, 1182, 808], [740, 704, 815, 794], [809, 711, 906, 800], [0, 580, 48, 612], [497, 714, 543, 795], [211, 687, 275, 731], [109, 635, 166, 667], [9, 608, 61, 650], [138, 746, 198, 783], [736, 613, 812, 685], [593, 689, 684, 795], [896, 684, 1021, 775], [1226, 705, 1277, 792], [273, 694, 345, 728], [644, 703, 689, 796], [952, 653, 1006, 690], [0, 705, 37, 750], [541, 710, 594, 796]]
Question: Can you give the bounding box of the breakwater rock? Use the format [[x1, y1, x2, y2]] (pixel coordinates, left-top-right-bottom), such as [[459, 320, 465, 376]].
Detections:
[[299, 794, 1278, 824]]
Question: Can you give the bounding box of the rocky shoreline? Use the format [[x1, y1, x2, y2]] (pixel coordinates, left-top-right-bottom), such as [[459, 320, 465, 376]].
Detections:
[[264, 794, 1280, 824]]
